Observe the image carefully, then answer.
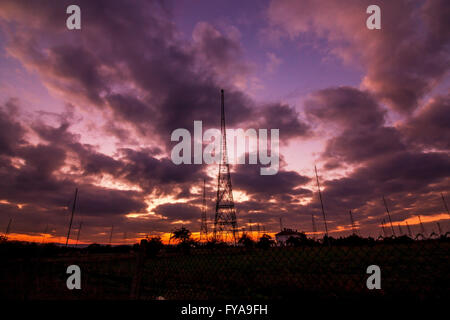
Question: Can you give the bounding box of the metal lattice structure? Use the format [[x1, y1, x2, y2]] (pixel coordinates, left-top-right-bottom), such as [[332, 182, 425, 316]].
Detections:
[[213, 89, 238, 243], [200, 179, 208, 241]]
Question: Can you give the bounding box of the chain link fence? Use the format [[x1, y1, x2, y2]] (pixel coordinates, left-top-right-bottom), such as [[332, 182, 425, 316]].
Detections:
[[1, 235, 449, 300]]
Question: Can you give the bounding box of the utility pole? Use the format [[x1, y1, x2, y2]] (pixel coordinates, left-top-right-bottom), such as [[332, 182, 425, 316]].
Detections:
[[314, 165, 328, 237], [382, 195, 396, 237], [65, 188, 78, 247]]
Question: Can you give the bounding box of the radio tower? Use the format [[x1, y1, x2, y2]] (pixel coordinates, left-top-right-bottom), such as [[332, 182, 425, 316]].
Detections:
[[214, 89, 238, 243], [200, 179, 208, 241]]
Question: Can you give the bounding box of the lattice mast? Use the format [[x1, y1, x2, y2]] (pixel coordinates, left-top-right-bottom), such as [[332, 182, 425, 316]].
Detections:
[[214, 89, 238, 243], [200, 179, 208, 241]]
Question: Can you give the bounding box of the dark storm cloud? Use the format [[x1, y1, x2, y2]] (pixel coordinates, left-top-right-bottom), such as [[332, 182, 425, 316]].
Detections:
[[305, 87, 406, 163], [0, 99, 26, 155], [232, 159, 310, 197], [299, 85, 449, 234], [268, 0, 450, 113], [257, 103, 310, 142], [154, 202, 201, 222], [0, 0, 310, 151], [401, 94, 450, 151]]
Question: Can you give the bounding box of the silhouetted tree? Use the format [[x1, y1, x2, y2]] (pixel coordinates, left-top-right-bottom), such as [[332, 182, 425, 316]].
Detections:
[[145, 237, 163, 257], [238, 233, 255, 248], [171, 227, 191, 244], [257, 234, 274, 249]]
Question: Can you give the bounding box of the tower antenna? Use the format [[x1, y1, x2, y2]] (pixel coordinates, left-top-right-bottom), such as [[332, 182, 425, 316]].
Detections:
[[382, 195, 396, 237], [279, 217, 283, 232], [314, 165, 328, 237], [214, 89, 238, 243], [65, 188, 78, 247]]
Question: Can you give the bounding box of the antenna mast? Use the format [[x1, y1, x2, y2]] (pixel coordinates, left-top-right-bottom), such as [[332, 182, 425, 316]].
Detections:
[[405, 221, 412, 237], [314, 165, 328, 237], [214, 89, 238, 243], [382, 195, 396, 237], [65, 188, 78, 247], [418, 215, 426, 236]]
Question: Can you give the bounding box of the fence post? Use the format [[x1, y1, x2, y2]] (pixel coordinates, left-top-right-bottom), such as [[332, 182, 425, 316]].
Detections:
[[130, 239, 147, 299]]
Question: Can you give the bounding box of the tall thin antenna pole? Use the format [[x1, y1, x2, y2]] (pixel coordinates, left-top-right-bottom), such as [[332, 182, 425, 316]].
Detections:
[[109, 224, 114, 246], [381, 219, 387, 237], [418, 215, 426, 235], [279, 217, 283, 232], [397, 223, 403, 236], [405, 221, 412, 237], [75, 222, 82, 247], [382, 195, 396, 237], [65, 188, 78, 247], [349, 210, 356, 235], [441, 193, 450, 217], [437, 222, 442, 236], [314, 165, 328, 237], [5, 218, 12, 236]]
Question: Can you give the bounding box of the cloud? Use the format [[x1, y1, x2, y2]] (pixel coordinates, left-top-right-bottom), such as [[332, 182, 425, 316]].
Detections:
[[400, 94, 450, 151], [267, 0, 450, 113]]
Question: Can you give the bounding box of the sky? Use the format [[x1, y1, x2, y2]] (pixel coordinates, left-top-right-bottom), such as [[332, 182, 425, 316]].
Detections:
[[0, 0, 449, 244]]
